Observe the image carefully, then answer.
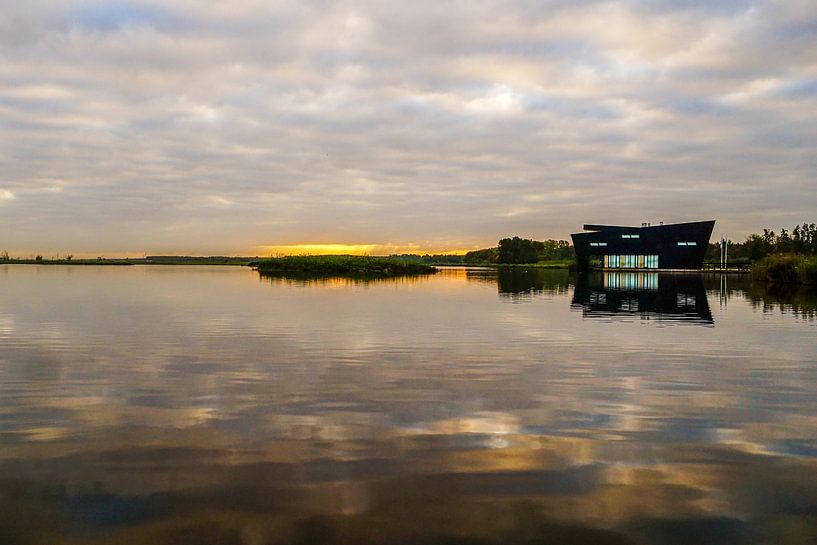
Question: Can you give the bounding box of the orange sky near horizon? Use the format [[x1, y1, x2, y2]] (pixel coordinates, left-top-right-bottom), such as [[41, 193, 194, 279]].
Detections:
[[3, 243, 480, 260]]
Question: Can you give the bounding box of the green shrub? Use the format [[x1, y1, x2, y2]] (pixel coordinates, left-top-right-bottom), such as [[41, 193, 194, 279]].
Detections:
[[751, 254, 817, 285], [801, 257, 817, 285]]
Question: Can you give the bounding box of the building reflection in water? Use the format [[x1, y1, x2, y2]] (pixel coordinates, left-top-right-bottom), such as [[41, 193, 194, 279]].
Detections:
[[571, 272, 713, 325]]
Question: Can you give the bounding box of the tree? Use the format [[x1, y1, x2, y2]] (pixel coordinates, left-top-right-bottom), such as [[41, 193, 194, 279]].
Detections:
[[743, 234, 770, 262], [778, 229, 793, 253], [498, 237, 541, 264], [464, 248, 499, 264]]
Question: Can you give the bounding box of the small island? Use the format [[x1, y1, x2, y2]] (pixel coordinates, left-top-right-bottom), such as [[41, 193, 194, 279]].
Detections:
[[251, 255, 438, 277]]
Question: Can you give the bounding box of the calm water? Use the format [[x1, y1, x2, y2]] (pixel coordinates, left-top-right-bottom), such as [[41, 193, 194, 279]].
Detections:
[[1, 265, 816, 545]]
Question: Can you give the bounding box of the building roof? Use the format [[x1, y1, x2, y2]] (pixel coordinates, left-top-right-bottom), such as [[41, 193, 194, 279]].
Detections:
[[578, 220, 714, 233]]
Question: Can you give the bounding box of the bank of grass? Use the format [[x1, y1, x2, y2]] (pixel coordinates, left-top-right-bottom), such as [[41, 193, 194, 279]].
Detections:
[[252, 255, 437, 277], [751, 254, 817, 285]]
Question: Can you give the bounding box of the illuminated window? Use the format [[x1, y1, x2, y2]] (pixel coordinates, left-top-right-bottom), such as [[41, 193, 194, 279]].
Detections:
[[619, 255, 639, 268], [677, 242, 697, 246], [622, 234, 640, 239], [645, 255, 658, 268], [590, 242, 607, 247]]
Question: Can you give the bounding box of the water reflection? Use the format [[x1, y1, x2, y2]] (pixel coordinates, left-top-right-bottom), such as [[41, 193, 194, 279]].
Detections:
[[259, 270, 432, 287], [571, 272, 713, 325], [703, 274, 817, 319], [1, 265, 817, 544], [465, 267, 573, 301]]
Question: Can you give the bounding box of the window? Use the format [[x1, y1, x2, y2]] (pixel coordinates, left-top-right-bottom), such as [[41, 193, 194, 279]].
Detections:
[[608, 255, 659, 269], [590, 242, 607, 247], [677, 241, 697, 246], [622, 234, 640, 239]]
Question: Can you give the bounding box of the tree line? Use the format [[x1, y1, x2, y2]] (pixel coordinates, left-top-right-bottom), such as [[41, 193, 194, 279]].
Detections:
[[464, 237, 573, 265], [707, 222, 817, 264]]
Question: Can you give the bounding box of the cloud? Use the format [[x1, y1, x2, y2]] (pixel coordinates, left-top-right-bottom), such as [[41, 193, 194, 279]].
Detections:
[[71, 1, 181, 32], [0, 0, 816, 253]]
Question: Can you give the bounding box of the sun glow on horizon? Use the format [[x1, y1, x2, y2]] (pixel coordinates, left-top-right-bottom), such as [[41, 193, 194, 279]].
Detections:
[[256, 244, 472, 256]]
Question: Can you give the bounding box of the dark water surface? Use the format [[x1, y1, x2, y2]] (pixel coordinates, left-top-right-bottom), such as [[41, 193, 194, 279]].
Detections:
[[1, 265, 817, 545]]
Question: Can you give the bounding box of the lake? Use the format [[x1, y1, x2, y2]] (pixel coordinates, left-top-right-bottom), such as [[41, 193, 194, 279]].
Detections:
[[1, 265, 816, 545]]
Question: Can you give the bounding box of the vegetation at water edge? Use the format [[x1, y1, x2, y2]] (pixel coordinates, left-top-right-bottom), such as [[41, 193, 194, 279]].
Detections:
[[751, 254, 817, 285], [253, 255, 437, 276]]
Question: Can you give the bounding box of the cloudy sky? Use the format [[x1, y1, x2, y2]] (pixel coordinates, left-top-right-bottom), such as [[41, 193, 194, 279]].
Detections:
[[1, 0, 816, 256]]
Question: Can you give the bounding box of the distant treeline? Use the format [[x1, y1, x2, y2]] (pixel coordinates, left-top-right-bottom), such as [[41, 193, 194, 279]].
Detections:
[[0, 253, 258, 265], [0, 252, 133, 265], [464, 237, 574, 265], [389, 254, 466, 264], [390, 238, 575, 267], [706, 223, 817, 264], [145, 255, 257, 265]]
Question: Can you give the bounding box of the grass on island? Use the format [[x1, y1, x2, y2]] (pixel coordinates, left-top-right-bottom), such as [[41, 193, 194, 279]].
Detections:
[[252, 255, 438, 277]]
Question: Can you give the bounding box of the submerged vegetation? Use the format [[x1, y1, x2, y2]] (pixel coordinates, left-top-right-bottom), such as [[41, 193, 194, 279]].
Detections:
[[252, 255, 437, 277]]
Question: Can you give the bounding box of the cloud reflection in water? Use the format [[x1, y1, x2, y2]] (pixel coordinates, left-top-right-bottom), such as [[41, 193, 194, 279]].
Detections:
[[0, 265, 816, 544]]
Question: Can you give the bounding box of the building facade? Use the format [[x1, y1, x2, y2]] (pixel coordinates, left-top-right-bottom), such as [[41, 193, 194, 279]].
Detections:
[[571, 220, 715, 270]]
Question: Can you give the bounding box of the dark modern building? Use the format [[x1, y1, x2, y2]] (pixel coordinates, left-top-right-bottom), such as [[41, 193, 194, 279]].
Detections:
[[571, 220, 715, 270]]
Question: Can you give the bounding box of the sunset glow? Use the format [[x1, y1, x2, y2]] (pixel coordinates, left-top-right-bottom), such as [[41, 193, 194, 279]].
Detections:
[[256, 244, 471, 256]]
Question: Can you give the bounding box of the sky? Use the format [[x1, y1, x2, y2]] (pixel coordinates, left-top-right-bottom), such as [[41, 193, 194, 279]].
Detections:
[[1, 0, 816, 256]]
